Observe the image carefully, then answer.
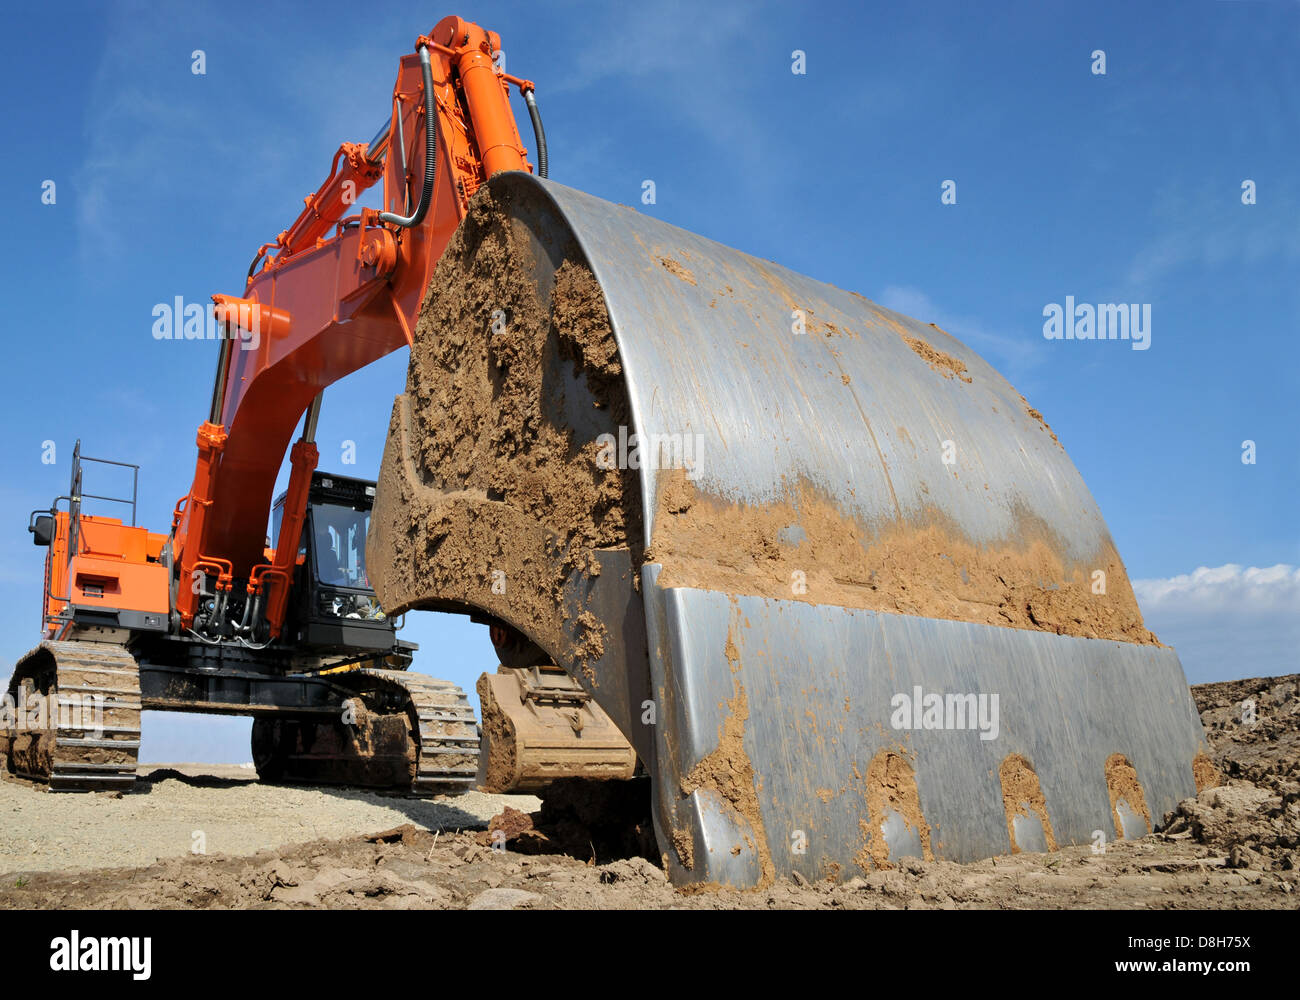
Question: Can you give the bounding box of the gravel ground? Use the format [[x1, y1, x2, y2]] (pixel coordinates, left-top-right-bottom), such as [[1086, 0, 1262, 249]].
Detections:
[[0, 764, 538, 874]]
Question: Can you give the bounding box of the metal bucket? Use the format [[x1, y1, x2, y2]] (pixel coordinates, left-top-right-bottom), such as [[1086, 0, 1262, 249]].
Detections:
[[373, 172, 1206, 887]]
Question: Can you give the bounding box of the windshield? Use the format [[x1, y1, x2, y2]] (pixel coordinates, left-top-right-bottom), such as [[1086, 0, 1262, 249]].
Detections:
[[311, 503, 371, 589]]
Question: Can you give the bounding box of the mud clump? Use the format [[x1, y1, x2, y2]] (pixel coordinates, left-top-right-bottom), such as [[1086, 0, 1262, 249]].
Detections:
[[647, 471, 1158, 645], [1019, 394, 1062, 448], [678, 679, 775, 887], [370, 184, 639, 674], [364, 823, 425, 845], [856, 751, 933, 871], [1104, 753, 1152, 837], [672, 828, 696, 871], [475, 806, 548, 853], [999, 754, 1058, 853], [1193, 752, 1220, 793], [872, 312, 970, 383], [657, 255, 697, 285], [901, 330, 972, 383]]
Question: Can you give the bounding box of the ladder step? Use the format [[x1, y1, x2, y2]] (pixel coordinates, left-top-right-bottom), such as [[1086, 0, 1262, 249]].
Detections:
[[58, 665, 138, 678], [49, 777, 135, 789], [58, 684, 140, 697], [413, 778, 476, 789], [56, 737, 141, 750], [51, 761, 140, 773]]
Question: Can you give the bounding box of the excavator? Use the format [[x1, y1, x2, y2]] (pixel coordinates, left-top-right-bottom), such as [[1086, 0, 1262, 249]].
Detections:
[[3, 15, 1208, 888]]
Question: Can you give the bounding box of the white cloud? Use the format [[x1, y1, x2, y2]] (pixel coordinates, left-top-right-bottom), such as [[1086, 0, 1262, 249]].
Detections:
[[1133, 564, 1300, 685], [1133, 563, 1300, 608]]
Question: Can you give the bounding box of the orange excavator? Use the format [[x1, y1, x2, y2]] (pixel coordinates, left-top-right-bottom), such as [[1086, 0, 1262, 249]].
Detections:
[[5, 15, 1208, 889], [2, 16, 626, 793]]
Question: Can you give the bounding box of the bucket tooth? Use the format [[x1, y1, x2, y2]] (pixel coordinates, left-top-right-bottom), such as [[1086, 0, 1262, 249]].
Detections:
[[999, 754, 1058, 854]]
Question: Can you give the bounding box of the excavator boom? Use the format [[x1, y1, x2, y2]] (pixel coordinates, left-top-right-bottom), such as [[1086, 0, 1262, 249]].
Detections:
[[172, 16, 539, 641]]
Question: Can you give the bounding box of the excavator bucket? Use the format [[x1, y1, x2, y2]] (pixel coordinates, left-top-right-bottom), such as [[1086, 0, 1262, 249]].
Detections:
[[370, 172, 1207, 888]]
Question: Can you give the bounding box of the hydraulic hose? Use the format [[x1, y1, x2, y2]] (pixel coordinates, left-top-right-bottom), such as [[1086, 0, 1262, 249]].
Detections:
[[379, 44, 437, 228], [524, 89, 548, 178]]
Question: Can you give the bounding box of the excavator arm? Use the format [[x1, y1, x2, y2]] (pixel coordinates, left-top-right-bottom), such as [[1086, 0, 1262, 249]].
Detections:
[[170, 16, 540, 639]]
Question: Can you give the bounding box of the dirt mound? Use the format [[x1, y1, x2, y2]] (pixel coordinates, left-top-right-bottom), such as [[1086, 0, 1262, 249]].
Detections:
[[1161, 675, 1300, 871], [2, 822, 1291, 911]]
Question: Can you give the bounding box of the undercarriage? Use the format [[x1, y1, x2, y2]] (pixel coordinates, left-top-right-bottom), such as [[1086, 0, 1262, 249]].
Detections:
[[1, 638, 477, 795]]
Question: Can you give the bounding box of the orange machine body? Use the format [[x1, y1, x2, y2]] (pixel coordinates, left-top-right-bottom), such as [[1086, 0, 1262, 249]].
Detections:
[[42, 512, 170, 633], [169, 15, 536, 638]]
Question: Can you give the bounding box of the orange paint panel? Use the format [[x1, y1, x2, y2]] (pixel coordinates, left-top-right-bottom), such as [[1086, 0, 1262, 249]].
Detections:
[[70, 556, 169, 616]]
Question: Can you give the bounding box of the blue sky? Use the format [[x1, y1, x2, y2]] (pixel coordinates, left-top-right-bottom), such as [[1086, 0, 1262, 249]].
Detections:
[[2, 0, 1296, 762]]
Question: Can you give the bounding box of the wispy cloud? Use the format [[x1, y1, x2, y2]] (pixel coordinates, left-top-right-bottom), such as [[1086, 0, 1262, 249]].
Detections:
[[545, 1, 755, 94], [73, 3, 399, 278], [1125, 183, 1300, 290], [876, 285, 1046, 386], [541, 1, 777, 178]]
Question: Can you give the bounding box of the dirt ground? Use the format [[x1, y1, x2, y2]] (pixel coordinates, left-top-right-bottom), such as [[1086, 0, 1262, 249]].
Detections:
[[0, 675, 1296, 910], [0, 763, 539, 874]]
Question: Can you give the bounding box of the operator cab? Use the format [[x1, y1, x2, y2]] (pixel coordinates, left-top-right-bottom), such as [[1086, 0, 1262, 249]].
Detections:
[[272, 471, 403, 655]]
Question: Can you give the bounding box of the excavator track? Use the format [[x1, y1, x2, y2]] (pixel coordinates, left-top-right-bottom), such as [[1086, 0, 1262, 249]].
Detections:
[[2, 640, 141, 792], [251, 668, 478, 796], [355, 668, 480, 794]]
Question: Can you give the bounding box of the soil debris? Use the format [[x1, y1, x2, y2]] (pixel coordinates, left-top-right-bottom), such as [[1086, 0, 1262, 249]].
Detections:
[[657, 255, 697, 285], [1019, 394, 1062, 447], [856, 751, 934, 870], [901, 330, 972, 383], [999, 754, 1059, 853], [370, 184, 639, 676], [1161, 675, 1300, 872], [647, 471, 1158, 644], [1105, 753, 1153, 836]]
